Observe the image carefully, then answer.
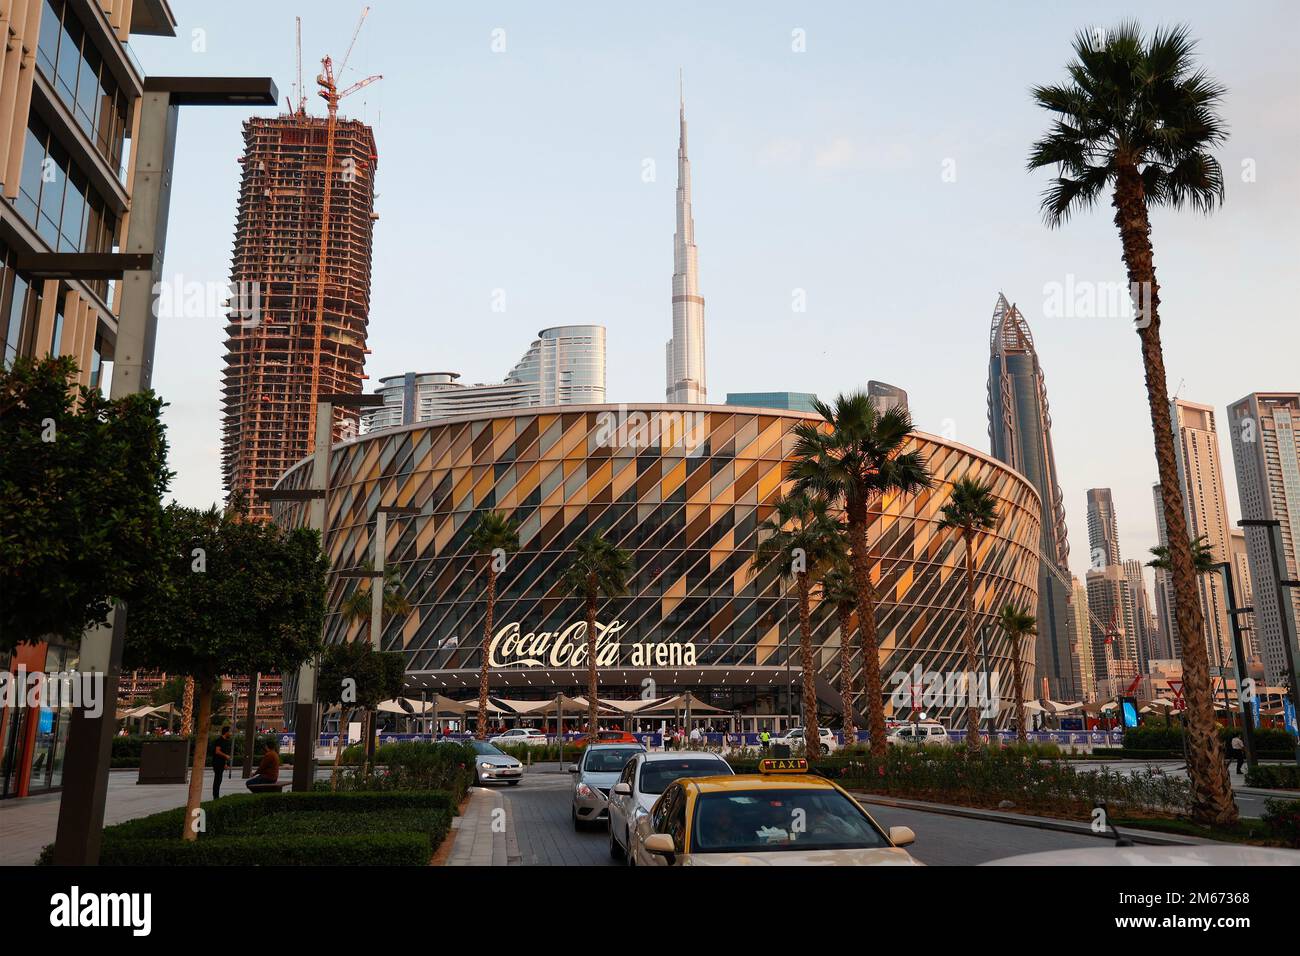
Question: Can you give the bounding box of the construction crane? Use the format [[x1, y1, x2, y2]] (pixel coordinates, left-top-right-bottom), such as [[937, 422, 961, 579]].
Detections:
[[305, 6, 382, 444]]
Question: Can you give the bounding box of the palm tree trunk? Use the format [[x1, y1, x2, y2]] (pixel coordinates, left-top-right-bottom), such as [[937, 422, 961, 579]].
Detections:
[[961, 535, 981, 747], [1011, 633, 1027, 744], [838, 605, 856, 746], [181, 676, 194, 735], [847, 500, 888, 758], [182, 677, 214, 842], [797, 573, 819, 757], [586, 585, 599, 737], [477, 566, 496, 740], [1113, 165, 1237, 826]]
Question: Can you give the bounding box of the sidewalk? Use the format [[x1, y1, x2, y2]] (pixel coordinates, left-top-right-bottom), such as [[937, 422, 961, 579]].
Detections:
[[445, 787, 520, 866]]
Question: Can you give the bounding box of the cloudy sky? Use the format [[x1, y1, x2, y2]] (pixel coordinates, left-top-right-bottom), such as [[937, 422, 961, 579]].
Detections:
[[134, 0, 1299, 581]]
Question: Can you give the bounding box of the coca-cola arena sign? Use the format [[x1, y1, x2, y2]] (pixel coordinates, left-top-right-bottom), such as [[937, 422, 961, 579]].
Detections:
[[486, 620, 697, 669]]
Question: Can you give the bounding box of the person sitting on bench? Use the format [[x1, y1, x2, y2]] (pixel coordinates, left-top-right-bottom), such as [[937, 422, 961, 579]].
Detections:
[[246, 740, 280, 790]]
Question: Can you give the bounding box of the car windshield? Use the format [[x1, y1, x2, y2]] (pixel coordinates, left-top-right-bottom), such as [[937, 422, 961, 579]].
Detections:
[[639, 758, 731, 795], [583, 748, 641, 773], [469, 740, 505, 756], [691, 789, 890, 854]]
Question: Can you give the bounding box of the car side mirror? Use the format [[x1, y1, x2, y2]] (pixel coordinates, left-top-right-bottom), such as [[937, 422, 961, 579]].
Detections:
[[613, 782, 631, 796], [889, 826, 915, 847], [643, 833, 676, 858], [567, 763, 579, 773]]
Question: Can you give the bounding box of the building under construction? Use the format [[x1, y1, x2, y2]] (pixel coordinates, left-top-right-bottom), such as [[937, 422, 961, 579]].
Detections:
[[221, 111, 379, 519]]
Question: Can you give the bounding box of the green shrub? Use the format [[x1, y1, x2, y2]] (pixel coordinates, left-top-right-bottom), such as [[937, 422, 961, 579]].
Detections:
[[35, 790, 455, 866], [1121, 725, 1296, 757], [330, 741, 475, 799], [1245, 764, 1300, 790], [1261, 799, 1300, 848]]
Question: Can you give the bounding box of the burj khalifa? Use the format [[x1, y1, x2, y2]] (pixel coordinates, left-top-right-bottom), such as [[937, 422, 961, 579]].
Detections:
[[665, 79, 707, 404]]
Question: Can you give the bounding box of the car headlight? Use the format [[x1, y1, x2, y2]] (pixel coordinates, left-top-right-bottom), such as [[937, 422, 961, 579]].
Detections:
[[576, 783, 594, 798], [480, 762, 494, 769]]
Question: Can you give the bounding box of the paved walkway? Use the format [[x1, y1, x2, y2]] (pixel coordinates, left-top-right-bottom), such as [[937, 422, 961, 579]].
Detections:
[[446, 787, 519, 866], [0, 767, 327, 866]]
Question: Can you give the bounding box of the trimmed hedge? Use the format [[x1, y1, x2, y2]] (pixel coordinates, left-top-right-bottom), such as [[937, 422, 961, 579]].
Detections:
[[36, 790, 455, 866], [1121, 725, 1296, 757], [1261, 799, 1300, 848], [330, 742, 474, 800], [1246, 764, 1300, 790]]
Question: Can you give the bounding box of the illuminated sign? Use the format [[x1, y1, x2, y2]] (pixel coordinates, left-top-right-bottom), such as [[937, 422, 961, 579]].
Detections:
[[487, 619, 698, 669]]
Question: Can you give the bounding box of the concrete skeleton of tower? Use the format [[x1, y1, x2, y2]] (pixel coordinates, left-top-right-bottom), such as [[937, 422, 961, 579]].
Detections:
[[665, 76, 707, 404], [221, 110, 379, 520], [987, 293, 1075, 700]]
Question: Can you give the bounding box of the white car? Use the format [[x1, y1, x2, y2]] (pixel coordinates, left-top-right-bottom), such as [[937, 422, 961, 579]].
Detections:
[[772, 727, 838, 755], [489, 728, 548, 747], [609, 751, 733, 863], [887, 722, 951, 746]]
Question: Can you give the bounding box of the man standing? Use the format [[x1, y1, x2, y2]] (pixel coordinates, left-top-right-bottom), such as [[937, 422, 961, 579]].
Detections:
[[212, 726, 233, 799], [1229, 733, 1246, 775]]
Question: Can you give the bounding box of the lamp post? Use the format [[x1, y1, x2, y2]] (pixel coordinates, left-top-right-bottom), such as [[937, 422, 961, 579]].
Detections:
[[1239, 518, 1300, 767], [1213, 561, 1257, 769], [51, 77, 278, 866]]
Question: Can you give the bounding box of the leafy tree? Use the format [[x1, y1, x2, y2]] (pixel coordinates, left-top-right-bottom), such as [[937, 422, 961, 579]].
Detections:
[[124, 504, 326, 840], [468, 511, 519, 738], [1147, 535, 1217, 575], [0, 355, 170, 654], [561, 530, 633, 737], [150, 676, 230, 725], [1028, 21, 1236, 824], [318, 639, 406, 784], [997, 603, 1037, 743], [754, 493, 845, 755], [938, 477, 1001, 747], [820, 557, 860, 743], [791, 393, 931, 756]]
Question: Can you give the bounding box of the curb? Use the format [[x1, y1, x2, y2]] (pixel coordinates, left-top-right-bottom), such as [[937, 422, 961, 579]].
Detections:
[[849, 792, 1218, 846]]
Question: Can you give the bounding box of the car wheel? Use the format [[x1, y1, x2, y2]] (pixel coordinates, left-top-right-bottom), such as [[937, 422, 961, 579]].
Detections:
[[507, 779, 520, 786], [572, 809, 582, 832], [821, 744, 830, 756], [609, 828, 624, 860]]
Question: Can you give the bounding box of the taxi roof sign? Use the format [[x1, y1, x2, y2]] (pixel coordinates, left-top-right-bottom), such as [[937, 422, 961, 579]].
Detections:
[[758, 757, 808, 773]]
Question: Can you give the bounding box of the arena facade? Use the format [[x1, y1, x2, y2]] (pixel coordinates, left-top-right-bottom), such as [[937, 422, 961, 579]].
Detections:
[[273, 404, 1043, 731]]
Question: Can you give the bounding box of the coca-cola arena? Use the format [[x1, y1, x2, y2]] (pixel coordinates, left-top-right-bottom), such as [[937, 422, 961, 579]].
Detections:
[[271, 403, 1044, 732]]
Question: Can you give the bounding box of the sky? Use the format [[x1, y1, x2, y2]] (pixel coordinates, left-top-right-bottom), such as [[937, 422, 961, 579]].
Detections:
[[132, 0, 1300, 583]]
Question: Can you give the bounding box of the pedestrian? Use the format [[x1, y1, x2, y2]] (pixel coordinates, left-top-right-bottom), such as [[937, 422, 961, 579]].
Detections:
[[246, 739, 280, 790], [1229, 733, 1245, 774], [759, 728, 771, 752], [212, 725, 233, 799]]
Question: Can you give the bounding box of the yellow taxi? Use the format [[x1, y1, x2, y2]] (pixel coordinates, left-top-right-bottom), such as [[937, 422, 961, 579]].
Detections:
[[629, 757, 922, 866]]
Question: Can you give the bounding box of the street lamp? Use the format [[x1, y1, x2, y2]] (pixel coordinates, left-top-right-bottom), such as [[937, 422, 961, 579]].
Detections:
[[1239, 518, 1300, 767], [52, 76, 278, 867], [1213, 561, 1257, 769]]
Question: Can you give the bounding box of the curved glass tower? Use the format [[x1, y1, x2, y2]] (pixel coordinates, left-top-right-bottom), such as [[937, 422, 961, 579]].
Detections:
[[987, 293, 1075, 699]]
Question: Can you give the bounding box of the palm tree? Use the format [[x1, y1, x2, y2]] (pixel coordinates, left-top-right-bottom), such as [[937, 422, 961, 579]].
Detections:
[[753, 493, 845, 757], [938, 477, 1001, 747], [820, 558, 860, 746], [792, 394, 931, 758], [337, 561, 412, 774], [1028, 22, 1236, 825], [469, 511, 520, 739], [561, 530, 633, 738], [1147, 535, 1217, 574], [998, 603, 1037, 744]]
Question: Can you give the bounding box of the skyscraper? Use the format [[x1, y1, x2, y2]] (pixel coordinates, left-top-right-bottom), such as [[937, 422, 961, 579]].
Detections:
[[362, 326, 606, 431], [665, 81, 706, 404], [1087, 564, 1137, 694], [1151, 482, 1179, 658], [1123, 558, 1158, 670], [1071, 576, 1096, 702], [868, 380, 910, 416], [987, 293, 1074, 699], [221, 111, 378, 520], [1086, 488, 1121, 570], [1227, 392, 1300, 686], [1164, 398, 1233, 670]]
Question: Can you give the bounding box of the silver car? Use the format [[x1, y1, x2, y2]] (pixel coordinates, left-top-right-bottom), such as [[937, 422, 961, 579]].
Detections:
[[607, 751, 732, 862], [570, 743, 645, 830], [467, 739, 524, 785]]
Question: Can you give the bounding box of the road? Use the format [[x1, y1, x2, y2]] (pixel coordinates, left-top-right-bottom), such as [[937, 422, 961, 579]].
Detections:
[[485, 766, 1116, 866]]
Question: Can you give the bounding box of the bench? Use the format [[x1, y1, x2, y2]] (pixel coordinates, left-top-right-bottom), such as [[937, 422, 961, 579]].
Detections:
[[247, 781, 290, 793]]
